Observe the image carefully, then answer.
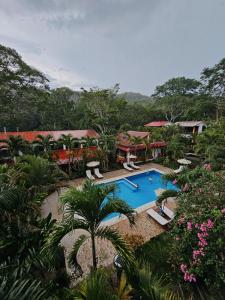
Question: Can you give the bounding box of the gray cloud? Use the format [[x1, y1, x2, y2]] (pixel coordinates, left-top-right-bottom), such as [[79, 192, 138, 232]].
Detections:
[[0, 0, 225, 94]]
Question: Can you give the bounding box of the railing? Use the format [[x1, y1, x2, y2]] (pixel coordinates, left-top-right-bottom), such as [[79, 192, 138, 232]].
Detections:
[[123, 177, 139, 189]]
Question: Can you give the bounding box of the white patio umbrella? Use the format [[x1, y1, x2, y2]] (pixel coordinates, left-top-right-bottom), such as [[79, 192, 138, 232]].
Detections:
[[86, 161, 100, 168], [128, 154, 137, 159], [177, 158, 191, 165]]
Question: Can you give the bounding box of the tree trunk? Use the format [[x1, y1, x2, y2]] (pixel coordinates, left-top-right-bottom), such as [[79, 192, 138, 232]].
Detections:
[[91, 233, 97, 270]]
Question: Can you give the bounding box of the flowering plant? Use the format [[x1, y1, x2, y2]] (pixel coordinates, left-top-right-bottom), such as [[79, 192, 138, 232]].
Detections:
[[169, 170, 225, 291]]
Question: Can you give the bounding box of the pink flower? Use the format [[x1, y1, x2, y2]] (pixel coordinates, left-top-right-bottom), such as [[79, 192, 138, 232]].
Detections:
[[175, 236, 180, 241], [200, 223, 207, 232], [187, 222, 192, 231], [180, 264, 187, 273], [207, 219, 214, 229], [173, 179, 177, 185], [182, 183, 189, 192], [203, 163, 211, 171], [221, 208, 225, 213], [195, 223, 199, 229], [183, 271, 196, 283]]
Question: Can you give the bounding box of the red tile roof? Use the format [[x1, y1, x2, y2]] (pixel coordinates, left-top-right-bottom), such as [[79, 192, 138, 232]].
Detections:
[[144, 121, 169, 127], [116, 131, 149, 148], [126, 131, 149, 138], [0, 130, 99, 142], [116, 131, 166, 152]]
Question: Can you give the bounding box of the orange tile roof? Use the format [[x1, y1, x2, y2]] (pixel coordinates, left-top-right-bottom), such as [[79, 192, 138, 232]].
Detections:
[[0, 129, 99, 142], [144, 121, 169, 127]]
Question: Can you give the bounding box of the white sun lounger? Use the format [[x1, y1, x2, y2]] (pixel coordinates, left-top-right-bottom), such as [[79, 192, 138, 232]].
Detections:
[[123, 162, 133, 171], [147, 208, 171, 226], [174, 165, 185, 174], [162, 205, 175, 219], [129, 161, 140, 169], [94, 168, 103, 179], [86, 169, 95, 180]]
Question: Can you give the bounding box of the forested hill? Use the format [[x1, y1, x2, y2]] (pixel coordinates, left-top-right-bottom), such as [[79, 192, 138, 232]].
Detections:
[[61, 90, 152, 103], [119, 92, 152, 102], [0, 43, 224, 132]]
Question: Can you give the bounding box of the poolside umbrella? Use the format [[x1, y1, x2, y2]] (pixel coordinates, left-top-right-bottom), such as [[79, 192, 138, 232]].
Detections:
[[128, 154, 137, 159], [177, 158, 191, 165], [86, 161, 100, 168]]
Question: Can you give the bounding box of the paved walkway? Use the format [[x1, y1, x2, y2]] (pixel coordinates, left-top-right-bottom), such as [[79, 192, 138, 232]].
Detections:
[[41, 163, 176, 277]]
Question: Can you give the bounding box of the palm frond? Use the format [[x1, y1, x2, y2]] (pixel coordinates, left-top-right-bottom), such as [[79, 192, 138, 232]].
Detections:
[[68, 234, 89, 274], [96, 227, 135, 268], [99, 198, 135, 225], [0, 278, 47, 300], [42, 219, 89, 261]]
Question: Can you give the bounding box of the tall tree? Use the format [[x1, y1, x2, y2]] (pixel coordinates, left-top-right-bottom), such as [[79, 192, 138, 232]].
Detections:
[[152, 77, 201, 98], [0, 44, 49, 131], [78, 85, 126, 134], [201, 58, 225, 120], [157, 96, 190, 122]]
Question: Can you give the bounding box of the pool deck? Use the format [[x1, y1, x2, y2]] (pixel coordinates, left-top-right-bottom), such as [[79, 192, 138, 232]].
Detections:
[[41, 163, 176, 277]]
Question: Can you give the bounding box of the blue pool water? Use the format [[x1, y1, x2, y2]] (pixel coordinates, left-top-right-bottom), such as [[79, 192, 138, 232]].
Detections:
[[103, 170, 178, 221]]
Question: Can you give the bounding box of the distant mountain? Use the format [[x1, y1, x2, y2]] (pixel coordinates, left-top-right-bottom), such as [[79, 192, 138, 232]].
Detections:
[[119, 92, 152, 103]]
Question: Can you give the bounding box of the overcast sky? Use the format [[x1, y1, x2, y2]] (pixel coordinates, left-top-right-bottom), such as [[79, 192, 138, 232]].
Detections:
[[1, 0, 225, 94]]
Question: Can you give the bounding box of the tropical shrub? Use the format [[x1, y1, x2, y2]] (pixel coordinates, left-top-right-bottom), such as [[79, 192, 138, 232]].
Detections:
[[168, 170, 225, 294]]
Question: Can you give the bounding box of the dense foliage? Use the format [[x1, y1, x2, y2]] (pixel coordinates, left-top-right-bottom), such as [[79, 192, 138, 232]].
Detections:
[[1, 44, 225, 133]]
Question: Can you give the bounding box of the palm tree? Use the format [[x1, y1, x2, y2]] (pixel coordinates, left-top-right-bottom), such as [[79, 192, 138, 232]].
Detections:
[[43, 180, 135, 271], [135, 267, 180, 300], [166, 135, 186, 161], [74, 269, 119, 300], [128, 135, 143, 157], [98, 134, 116, 170], [0, 136, 29, 162], [58, 134, 79, 176], [32, 134, 54, 156], [9, 155, 68, 196]]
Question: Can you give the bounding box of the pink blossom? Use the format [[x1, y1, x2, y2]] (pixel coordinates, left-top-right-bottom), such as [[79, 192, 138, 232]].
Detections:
[[180, 264, 187, 273], [172, 179, 177, 185], [200, 223, 207, 232], [187, 222, 192, 231], [203, 163, 211, 171], [183, 271, 196, 283], [195, 223, 199, 228], [221, 208, 225, 213], [182, 183, 189, 192], [175, 236, 180, 241], [207, 219, 214, 229]]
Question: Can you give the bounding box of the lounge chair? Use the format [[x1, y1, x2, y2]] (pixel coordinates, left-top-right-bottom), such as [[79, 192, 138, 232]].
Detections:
[[174, 165, 184, 174], [162, 205, 175, 219], [123, 162, 133, 171], [86, 169, 95, 180], [147, 208, 171, 226], [94, 168, 103, 179], [129, 161, 140, 169]]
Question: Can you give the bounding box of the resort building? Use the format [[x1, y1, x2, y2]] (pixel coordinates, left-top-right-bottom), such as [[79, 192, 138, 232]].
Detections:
[[0, 129, 99, 165], [175, 121, 206, 136], [116, 130, 166, 162], [144, 120, 206, 137]]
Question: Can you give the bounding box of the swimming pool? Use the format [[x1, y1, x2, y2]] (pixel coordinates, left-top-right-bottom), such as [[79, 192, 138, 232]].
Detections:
[[102, 170, 178, 221]]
